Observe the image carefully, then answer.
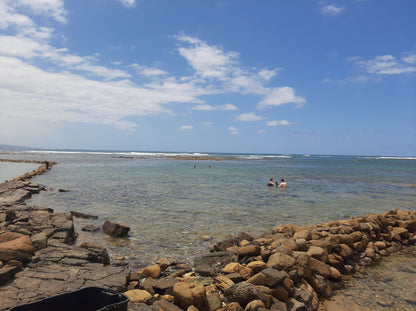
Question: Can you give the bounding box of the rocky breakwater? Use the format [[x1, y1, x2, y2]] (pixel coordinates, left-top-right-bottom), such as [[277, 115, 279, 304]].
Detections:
[[0, 161, 128, 310], [123, 209, 416, 311]]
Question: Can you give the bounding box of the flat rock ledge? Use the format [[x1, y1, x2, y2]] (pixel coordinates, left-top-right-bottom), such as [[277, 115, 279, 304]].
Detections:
[[0, 161, 128, 310]]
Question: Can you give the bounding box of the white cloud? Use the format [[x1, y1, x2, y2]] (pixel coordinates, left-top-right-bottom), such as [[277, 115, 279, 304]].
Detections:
[[258, 68, 278, 81], [257, 130, 266, 134], [403, 54, 416, 64], [229, 127, 239, 135], [267, 120, 291, 126], [130, 63, 167, 77], [202, 121, 212, 126], [192, 103, 238, 111], [119, 0, 136, 8], [180, 125, 193, 130], [321, 5, 345, 16], [354, 54, 416, 75], [257, 87, 306, 109], [236, 112, 263, 122], [9, 0, 67, 24]]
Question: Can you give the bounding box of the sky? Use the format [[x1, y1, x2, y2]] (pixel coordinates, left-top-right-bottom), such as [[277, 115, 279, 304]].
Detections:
[[0, 0, 415, 156]]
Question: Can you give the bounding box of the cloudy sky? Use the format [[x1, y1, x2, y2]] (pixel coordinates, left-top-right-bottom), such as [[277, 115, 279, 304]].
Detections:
[[0, 0, 415, 155]]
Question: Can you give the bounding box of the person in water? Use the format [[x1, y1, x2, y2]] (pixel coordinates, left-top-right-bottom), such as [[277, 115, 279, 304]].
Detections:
[[279, 179, 287, 188], [268, 178, 275, 186]]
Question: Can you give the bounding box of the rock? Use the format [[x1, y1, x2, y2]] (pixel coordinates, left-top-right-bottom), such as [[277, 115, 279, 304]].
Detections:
[[221, 302, 244, 311], [245, 300, 265, 311], [206, 284, 222, 311], [140, 264, 161, 279], [79, 242, 110, 265], [0, 265, 18, 285], [286, 298, 306, 311], [295, 239, 307, 251], [123, 289, 152, 303], [238, 232, 254, 242], [153, 299, 184, 311], [0, 249, 32, 264], [153, 277, 179, 295], [267, 252, 296, 270], [30, 232, 48, 251], [246, 261, 267, 273], [237, 245, 261, 258], [222, 262, 244, 274], [82, 224, 101, 232], [70, 211, 98, 219], [224, 282, 264, 307], [195, 264, 216, 277], [173, 281, 207, 309], [215, 275, 234, 291], [102, 219, 130, 237], [306, 246, 325, 259], [309, 257, 331, 278], [0, 232, 35, 255], [194, 251, 238, 271]]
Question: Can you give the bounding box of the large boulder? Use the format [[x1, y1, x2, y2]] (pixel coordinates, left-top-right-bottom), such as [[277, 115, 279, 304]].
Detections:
[[102, 220, 130, 237]]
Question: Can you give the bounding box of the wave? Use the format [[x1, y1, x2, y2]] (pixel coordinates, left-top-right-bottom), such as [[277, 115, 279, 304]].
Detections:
[[26, 150, 211, 157], [376, 157, 416, 160]]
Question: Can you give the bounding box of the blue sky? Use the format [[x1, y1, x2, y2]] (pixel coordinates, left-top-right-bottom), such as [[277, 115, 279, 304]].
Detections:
[[0, 0, 415, 155]]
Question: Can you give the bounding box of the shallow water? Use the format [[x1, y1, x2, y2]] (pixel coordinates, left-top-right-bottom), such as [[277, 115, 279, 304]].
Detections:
[[333, 246, 416, 310], [0, 162, 40, 183], [1, 151, 413, 269]]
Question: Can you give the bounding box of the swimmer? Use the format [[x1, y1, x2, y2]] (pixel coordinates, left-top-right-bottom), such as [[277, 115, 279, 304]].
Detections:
[[279, 179, 287, 188], [268, 178, 275, 186]]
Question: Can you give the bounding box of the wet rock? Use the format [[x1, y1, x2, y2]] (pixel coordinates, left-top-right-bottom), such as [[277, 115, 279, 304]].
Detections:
[[102, 219, 130, 237], [70, 211, 98, 219], [82, 224, 101, 232], [140, 264, 161, 279], [267, 252, 296, 271], [0, 265, 18, 285]]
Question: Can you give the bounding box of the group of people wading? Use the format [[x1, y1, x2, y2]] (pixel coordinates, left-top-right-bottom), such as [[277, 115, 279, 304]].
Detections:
[[268, 178, 287, 188]]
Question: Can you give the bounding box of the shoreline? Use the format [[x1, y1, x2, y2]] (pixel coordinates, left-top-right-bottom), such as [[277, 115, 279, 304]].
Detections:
[[0, 160, 415, 310]]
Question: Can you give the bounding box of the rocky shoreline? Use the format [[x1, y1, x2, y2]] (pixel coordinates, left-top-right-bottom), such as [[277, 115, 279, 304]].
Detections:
[[0, 160, 415, 310]]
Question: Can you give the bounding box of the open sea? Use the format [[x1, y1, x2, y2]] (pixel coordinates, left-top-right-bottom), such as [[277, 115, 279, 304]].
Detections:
[[1, 150, 416, 309]]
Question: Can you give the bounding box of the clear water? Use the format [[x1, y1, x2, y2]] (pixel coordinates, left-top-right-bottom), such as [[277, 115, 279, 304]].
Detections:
[[0, 162, 40, 183], [1, 151, 415, 270]]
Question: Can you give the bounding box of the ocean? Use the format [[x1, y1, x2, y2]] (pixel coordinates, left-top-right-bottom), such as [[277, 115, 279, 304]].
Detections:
[[2, 150, 415, 270]]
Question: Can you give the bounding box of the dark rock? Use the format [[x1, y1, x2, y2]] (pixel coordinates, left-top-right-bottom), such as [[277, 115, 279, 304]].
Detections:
[[79, 242, 110, 265], [152, 277, 179, 295], [213, 236, 238, 251], [102, 219, 130, 237], [194, 251, 237, 271], [82, 224, 100, 232], [128, 303, 159, 311], [224, 282, 264, 307], [70, 211, 99, 219], [195, 264, 216, 277], [287, 298, 307, 311], [153, 299, 184, 311], [0, 265, 18, 285]]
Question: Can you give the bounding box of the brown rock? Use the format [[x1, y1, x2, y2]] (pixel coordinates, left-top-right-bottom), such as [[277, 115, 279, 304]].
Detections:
[[237, 245, 261, 257], [245, 300, 265, 311], [293, 229, 312, 241], [309, 257, 331, 278], [271, 286, 289, 302], [246, 261, 267, 273], [215, 275, 235, 291], [154, 299, 184, 311], [338, 243, 354, 259], [222, 262, 244, 274], [0, 232, 35, 255], [306, 246, 325, 259], [123, 289, 152, 303], [247, 272, 268, 286], [239, 267, 254, 279], [266, 252, 296, 270], [140, 264, 161, 279], [329, 267, 342, 280], [220, 302, 244, 311], [173, 281, 207, 309], [102, 219, 130, 237], [224, 282, 264, 308]]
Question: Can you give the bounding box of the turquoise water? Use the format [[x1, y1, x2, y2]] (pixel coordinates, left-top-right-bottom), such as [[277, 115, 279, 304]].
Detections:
[[1, 151, 415, 268]]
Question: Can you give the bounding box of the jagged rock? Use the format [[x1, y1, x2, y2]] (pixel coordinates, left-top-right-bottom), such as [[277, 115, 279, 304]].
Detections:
[[82, 224, 100, 232], [152, 277, 179, 295], [102, 219, 130, 237], [70, 211, 98, 219], [79, 242, 110, 265], [31, 232, 47, 250]]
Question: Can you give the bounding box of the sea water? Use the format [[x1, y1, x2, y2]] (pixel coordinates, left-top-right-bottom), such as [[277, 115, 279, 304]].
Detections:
[[0, 162, 40, 183], [1, 151, 412, 268]]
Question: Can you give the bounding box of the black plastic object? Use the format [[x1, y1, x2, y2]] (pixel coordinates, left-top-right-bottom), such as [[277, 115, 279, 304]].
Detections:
[[9, 287, 129, 311]]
